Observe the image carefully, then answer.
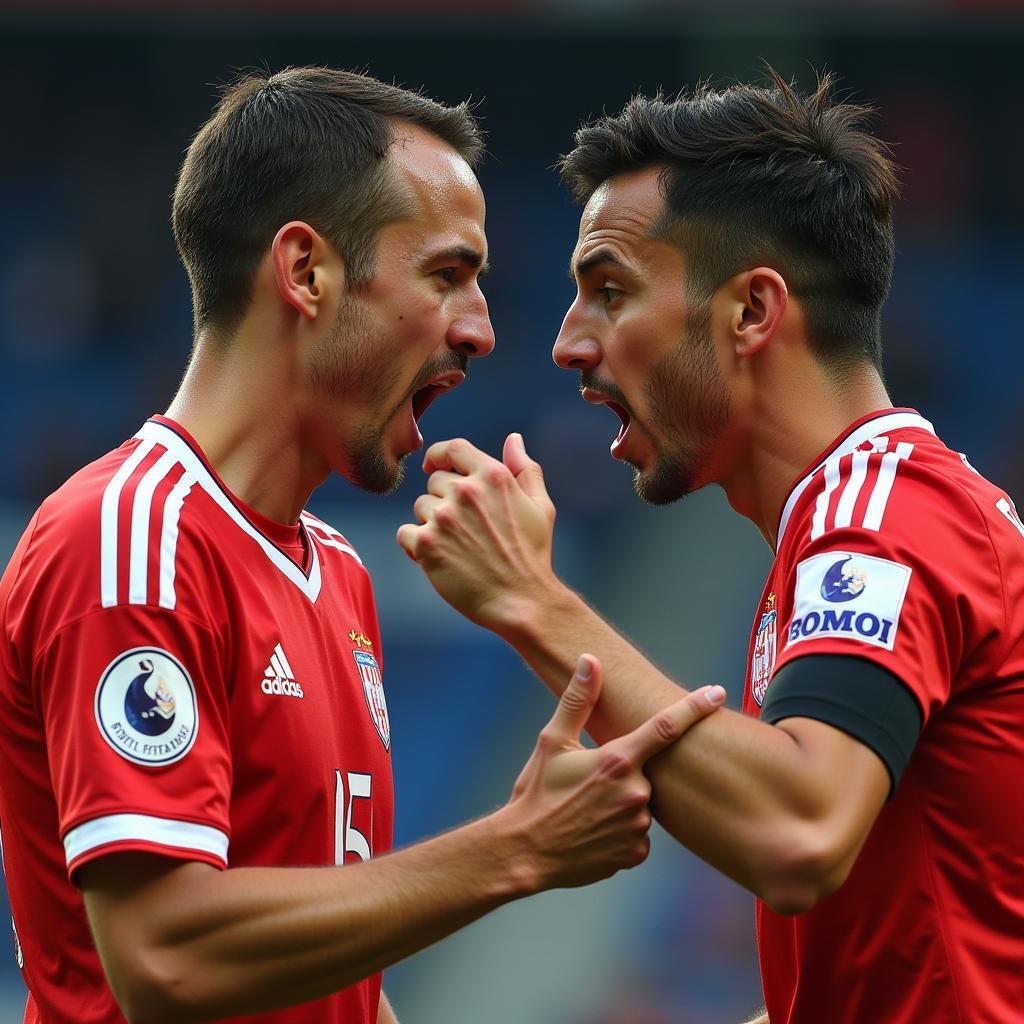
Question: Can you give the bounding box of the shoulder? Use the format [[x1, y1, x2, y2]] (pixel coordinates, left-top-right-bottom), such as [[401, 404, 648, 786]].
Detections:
[[8, 433, 225, 644], [783, 428, 990, 556]]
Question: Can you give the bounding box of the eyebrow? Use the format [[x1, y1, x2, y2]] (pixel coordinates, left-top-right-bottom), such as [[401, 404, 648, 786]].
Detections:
[[432, 244, 490, 277], [570, 247, 630, 282]]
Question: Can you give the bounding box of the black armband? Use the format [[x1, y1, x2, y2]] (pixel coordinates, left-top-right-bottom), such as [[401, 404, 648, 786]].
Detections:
[[761, 654, 923, 794]]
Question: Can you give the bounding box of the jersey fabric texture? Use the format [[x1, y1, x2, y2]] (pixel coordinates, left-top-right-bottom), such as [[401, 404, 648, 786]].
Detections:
[[743, 408, 1024, 1024], [0, 416, 395, 1024]]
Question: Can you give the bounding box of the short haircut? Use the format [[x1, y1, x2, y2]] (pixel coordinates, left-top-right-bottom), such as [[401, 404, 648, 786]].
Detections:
[[559, 67, 900, 370], [173, 67, 484, 338]]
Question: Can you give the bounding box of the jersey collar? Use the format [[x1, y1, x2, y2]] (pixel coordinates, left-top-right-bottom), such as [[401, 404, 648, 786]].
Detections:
[[775, 408, 936, 552]]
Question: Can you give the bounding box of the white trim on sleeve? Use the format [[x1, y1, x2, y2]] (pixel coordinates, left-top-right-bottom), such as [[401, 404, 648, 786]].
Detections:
[[64, 814, 229, 867]]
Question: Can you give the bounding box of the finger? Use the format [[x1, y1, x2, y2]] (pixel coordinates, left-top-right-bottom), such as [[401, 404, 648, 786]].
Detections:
[[613, 685, 726, 765], [412, 492, 442, 524], [502, 433, 550, 503], [395, 523, 422, 560], [422, 438, 493, 476], [543, 654, 603, 746], [426, 470, 462, 499]]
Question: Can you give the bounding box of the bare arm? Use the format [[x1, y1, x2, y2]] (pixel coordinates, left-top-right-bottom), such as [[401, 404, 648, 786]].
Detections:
[[743, 1012, 769, 1024], [397, 436, 889, 913], [80, 656, 723, 1024]]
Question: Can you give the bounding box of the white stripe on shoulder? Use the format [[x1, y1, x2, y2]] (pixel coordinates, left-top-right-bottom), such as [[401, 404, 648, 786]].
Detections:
[[299, 512, 364, 565], [777, 412, 935, 550], [833, 449, 870, 530], [64, 813, 229, 867], [810, 456, 843, 540], [135, 421, 322, 602], [862, 441, 915, 532], [128, 449, 180, 605], [101, 439, 158, 608], [159, 471, 196, 610]]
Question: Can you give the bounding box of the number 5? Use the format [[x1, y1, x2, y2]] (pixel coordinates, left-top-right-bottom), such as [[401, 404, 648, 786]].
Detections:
[[334, 770, 372, 864]]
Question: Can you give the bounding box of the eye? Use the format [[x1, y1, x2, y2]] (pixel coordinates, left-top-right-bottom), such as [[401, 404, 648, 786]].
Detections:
[[596, 285, 623, 305], [434, 267, 458, 283]]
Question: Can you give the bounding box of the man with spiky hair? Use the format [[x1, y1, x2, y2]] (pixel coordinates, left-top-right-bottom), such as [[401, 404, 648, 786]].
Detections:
[[0, 67, 725, 1024], [401, 68, 1024, 1023]]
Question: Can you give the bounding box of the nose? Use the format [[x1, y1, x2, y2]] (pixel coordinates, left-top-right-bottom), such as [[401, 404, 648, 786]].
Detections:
[[447, 288, 495, 359], [552, 300, 602, 370]]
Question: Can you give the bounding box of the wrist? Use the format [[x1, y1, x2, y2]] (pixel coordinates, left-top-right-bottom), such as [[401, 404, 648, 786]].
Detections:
[[473, 804, 546, 901], [487, 574, 575, 647]]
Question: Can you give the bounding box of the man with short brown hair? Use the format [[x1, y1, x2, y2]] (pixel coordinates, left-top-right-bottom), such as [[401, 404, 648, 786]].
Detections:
[[0, 67, 723, 1024], [401, 69, 1024, 1024]]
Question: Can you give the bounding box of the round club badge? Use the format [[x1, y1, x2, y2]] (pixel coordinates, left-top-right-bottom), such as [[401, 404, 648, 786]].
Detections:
[[94, 647, 198, 767]]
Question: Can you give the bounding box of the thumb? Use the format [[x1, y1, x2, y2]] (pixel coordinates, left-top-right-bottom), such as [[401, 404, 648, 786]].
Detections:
[[542, 654, 602, 746], [503, 433, 548, 502], [614, 685, 727, 766]]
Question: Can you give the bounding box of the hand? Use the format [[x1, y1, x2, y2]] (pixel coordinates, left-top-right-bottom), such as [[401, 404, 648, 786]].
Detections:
[[501, 654, 725, 892], [396, 433, 556, 630]]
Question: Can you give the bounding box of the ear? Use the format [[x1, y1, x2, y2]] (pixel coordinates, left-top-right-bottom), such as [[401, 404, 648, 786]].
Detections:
[[271, 221, 341, 320], [730, 267, 788, 358]]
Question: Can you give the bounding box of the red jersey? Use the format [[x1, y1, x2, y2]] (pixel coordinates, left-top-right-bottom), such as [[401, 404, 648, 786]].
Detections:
[[743, 409, 1024, 1023], [0, 416, 395, 1024]]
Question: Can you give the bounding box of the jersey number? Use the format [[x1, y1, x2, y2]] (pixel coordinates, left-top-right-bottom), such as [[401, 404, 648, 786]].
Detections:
[[334, 770, 372, 864]]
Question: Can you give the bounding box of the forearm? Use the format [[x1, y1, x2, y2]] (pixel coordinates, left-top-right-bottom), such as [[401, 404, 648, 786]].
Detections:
[[86, 653, 712, 1023], [499, 582, 860, 904], [87, 813, 529, 1022]]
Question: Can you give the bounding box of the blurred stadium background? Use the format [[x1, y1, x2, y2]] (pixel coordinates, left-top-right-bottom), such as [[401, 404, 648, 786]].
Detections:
[[1, 1, 1023, 1021]]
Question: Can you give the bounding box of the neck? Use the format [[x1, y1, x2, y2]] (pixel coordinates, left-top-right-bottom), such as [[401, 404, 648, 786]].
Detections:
[[719, 360, 892, 549], [165, 328, 328, 524]]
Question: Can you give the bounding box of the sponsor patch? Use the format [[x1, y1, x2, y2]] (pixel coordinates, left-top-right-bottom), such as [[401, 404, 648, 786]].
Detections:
[[353, 650, 390, 751], [94, 647, 198, 766], [786, 551, 911, 652]]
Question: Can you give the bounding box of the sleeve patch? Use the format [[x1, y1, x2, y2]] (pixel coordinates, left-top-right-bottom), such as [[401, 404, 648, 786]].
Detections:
[[94, 647, 199, 767], [786, 551, 912, 652]]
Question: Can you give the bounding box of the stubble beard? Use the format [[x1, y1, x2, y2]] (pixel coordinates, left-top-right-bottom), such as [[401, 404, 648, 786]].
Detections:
[[308, 296, 405, 496], [634, 301, 731, 506]]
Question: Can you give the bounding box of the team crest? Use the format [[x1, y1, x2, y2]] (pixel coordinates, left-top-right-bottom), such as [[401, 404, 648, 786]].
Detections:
[[353, 650, 390, 750], [94, 647, 198, 767], [751, 593, 778, 706]]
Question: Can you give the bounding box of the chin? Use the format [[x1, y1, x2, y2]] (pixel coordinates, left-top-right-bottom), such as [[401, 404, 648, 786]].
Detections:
[[632, 453, 703, 506], [342, 441, 407, 496]]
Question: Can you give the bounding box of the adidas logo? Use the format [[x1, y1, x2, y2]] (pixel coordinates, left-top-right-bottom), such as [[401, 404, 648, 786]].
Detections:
[[261, 643, 304, 698]]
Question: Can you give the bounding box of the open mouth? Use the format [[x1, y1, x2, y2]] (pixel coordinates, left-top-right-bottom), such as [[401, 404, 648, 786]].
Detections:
[[582, 387, 632, 446], [411, 370, 465, 422]]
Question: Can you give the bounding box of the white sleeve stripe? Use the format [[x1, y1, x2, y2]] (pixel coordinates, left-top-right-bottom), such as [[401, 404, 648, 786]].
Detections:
[[128, 450, 180, 605], [776, 412, 935, 550], [64, 814, 228, 866], [833, 449, 870, 529], [100, 439, 157, 608], [810, 457, 842, 540], [862, 442, 915, 532], [159, 471, 196, 610]]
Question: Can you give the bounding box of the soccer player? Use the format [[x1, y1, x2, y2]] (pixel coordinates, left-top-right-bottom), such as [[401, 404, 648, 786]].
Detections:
[[398, 69, 1024, 1023], [0, 68, 726, 1024]]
